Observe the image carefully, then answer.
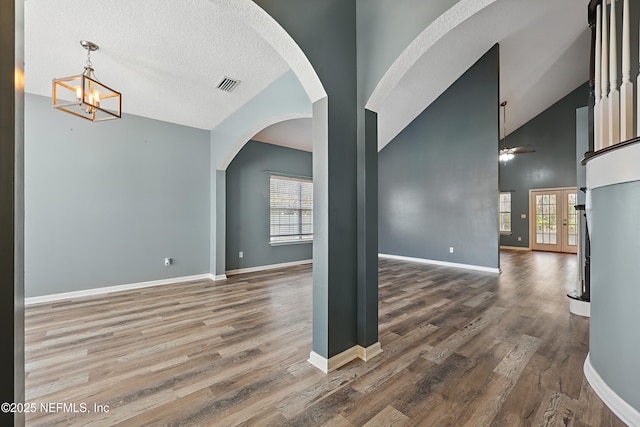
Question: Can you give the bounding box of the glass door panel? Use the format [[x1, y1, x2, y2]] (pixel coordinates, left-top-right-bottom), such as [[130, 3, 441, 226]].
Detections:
[[532, 190, 562, 251], [562, 191, 578, 254], [530, 188, 577, 253]]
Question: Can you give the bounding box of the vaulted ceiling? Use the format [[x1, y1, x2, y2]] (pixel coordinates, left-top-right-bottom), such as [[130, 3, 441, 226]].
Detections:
[[25, 0, 589, 154]]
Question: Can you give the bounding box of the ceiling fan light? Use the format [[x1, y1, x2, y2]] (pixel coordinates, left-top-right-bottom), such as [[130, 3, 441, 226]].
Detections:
[[499, 148, 515, 162]]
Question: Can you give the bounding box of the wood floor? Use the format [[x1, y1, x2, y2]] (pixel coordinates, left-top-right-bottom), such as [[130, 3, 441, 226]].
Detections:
[[24, 250, 624, 426]]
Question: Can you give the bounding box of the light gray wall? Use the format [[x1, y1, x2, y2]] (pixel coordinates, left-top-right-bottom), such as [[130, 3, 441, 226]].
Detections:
[[226, 140, 312, 271], [25, 94, 210, 297], [379, 45, 500, 269], [589, 180, 640, 412], [499, 83, 588, 248]]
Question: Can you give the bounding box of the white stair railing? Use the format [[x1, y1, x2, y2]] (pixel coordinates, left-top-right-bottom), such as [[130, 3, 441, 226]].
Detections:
[[608, 0, 620, 146], [600, 2, 610, 149], [594, 0, 636, 150], [620, 0, 633, 140], [595, 4, 602, 149]]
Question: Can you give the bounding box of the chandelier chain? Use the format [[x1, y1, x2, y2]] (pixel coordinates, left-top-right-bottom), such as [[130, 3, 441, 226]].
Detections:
[[85, 48, 93, 69]]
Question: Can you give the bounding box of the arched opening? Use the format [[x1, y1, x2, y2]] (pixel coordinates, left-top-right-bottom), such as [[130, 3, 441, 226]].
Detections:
[[20, 3, 332, 424]]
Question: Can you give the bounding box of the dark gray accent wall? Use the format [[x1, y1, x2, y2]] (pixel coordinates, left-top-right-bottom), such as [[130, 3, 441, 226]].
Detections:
[[1, 0, 25, 423], [256, 0, 360, 358], [589, 180, 640, 412], [379, 45, 500, 269], [25, 94, 210, 297], [357, 109, 378, 347], [225, 140, 312, 271], [499, 83, 588, 248]]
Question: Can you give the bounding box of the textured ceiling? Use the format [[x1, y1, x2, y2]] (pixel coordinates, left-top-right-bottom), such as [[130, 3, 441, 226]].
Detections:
[[24, 0, 290, 131], [25, 0, 589, 154]]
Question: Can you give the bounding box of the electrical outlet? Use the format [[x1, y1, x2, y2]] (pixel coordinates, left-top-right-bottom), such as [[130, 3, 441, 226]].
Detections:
[[164, 257, 172, 266], [449, 247, 454, 253], [521, 213, 527, 219], [518, 236, 522, 241], [239, 251, 243, 259]]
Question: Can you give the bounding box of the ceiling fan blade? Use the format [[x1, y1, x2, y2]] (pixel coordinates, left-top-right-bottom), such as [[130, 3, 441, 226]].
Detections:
[[511, 146, 535, 153], [513, 150, 536, 154]]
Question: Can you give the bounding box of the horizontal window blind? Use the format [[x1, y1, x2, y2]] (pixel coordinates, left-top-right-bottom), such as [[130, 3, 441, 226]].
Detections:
[[499, 192, 511, 233], [270, 175, 313, 243]]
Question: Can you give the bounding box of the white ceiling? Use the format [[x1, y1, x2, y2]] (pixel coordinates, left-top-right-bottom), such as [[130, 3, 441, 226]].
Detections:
[[24, 0, 289, 131], [375, 0, 589, 150], [252, 118, 312, 152], [24, 0, 589, 154]]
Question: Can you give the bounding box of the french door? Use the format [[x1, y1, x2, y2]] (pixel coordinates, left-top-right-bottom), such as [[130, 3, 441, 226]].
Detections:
[[529, 188, 578, 253]]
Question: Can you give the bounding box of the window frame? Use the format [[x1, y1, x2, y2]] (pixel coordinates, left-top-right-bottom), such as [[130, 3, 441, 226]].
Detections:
[[499, 192, 512, 235], [269, 174, 313, 245]]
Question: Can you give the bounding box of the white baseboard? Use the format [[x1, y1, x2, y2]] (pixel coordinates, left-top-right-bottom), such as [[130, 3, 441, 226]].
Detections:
[[308, 342, 383, 373], [357, 342, 383, 361], [25, 273, 212, 305], [379, 253, 499, 274], [213, 274, 227, 281], [308, 351, 330, 373], [500, 245, 531, 251], [584, 353, 640, 426], [569, 298, 590, 317], [226, 259, 312, 276]]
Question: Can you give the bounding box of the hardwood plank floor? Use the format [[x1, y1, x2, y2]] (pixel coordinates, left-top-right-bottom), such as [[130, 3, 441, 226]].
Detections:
[[24, 250, 625, 426]]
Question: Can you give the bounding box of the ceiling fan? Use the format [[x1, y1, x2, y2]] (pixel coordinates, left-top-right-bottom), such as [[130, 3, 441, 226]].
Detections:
[[499, 101, 535, 162]]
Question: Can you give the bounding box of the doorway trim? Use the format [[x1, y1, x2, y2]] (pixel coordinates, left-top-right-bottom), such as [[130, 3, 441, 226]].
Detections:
[[528, 186, 578, 253]]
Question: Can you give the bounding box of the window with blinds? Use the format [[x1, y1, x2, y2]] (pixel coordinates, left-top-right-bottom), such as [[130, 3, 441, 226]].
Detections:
[[499, 192, 512, 234], [270, 175, 313, 243]]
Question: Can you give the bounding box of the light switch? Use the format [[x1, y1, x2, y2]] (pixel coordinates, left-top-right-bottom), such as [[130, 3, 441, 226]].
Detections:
[[521, 213, 527, 219]]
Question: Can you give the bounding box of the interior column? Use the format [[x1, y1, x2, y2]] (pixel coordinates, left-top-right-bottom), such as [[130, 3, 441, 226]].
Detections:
[[256, 0, 380, 371], [0, 0, 26, 424]]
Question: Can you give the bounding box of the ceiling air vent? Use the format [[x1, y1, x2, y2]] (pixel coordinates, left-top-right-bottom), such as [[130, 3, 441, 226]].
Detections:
[[216, 77, 241, 92]]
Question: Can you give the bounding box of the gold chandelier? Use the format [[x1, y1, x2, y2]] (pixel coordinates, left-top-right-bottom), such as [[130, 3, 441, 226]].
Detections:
[[52, 40, 121, 122]]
